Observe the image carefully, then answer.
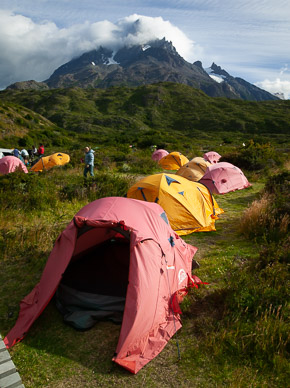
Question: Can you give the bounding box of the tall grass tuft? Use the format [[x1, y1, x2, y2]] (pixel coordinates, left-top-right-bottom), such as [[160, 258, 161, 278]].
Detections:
[[198, 170, 290, 382], [239, 170, 289, 242]]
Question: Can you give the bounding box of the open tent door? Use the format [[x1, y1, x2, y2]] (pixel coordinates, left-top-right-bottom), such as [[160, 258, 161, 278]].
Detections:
[[56, 235, 130, 330]]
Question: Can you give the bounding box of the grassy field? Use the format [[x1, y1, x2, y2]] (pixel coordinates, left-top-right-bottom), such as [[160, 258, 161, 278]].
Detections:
[[0, 161, 288, 387]]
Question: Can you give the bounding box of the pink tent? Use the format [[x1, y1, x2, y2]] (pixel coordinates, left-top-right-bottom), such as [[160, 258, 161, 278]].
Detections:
[[199, 162, 251, 194], [4, 197, 202, 374], [152, 149, 169, 161], [203, 151, 221, 164], [0, 156, 28, 174]]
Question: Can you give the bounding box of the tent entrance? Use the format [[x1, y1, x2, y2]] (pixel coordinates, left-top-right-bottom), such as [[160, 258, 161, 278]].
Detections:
[[55, 237, 130, 330]]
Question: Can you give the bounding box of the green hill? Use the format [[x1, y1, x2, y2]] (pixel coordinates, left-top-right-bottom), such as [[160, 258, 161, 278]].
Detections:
[[1, 83, 289, 153]]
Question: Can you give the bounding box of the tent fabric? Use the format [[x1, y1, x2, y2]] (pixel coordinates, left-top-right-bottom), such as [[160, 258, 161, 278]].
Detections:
[[203, 151, 222, 164], [127, 173, 223, 235], [151, 149, 169, 161], [0, 156, 28, 174], [4, 197, 200, 374], [30, 152, 70, 172], [176, 157, 211, 182], [199, 162, 251, 194], [159, 152, 189, 170]]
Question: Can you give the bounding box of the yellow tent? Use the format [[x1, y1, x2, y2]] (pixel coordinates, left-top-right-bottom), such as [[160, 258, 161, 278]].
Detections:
[[159, 152, 189, 170], [30, 153, 70, 172], [176, 157, 211, 182], [127, 173, 223, 235]]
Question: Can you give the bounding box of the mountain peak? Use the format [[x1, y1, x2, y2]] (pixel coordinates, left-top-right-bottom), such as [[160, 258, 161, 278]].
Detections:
[[210, 63, 230, 77], [5, 38, 278, 101]]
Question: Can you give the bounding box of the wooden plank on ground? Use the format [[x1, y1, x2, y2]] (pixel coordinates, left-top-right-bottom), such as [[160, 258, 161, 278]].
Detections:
[[0, 335, 25, 388]]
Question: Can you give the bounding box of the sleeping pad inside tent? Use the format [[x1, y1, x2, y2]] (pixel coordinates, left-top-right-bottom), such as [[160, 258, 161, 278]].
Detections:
[[55, 238, 130, 330]]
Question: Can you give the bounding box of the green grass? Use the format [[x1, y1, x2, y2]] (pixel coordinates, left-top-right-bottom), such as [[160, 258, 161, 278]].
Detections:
[[0, 163, 288, 387]]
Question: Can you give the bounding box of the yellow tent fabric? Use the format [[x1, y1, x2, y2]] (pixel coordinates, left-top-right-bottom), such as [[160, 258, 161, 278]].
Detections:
[[159, 152, 189, 170], [30, 153, 70, 172], [127, 173, 224, 235], [176, 157, 211, 182]]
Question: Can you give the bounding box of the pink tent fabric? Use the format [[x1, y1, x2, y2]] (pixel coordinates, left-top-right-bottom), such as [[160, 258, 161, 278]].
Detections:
[[199, 162, 251, 194], [0, 156, 28, 174], [152, 149, 169, 161], [4, 197, 200, 374], [203, 151, 222, 164]]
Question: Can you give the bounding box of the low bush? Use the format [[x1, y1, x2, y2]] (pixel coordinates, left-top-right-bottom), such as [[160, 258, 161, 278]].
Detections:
[[220, 140, 283, 170], [0, 171, 58, 211], [60, 171, 134, 202], [125, 150, 161, 174]]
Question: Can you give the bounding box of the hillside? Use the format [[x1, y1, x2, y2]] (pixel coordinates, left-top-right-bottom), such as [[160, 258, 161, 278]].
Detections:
[[0, 100, 60, 142], [1, 83, 289, 152]]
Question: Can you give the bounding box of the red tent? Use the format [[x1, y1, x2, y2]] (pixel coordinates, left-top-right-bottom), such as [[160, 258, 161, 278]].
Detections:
[[151, 149, 169, 161], [199, 162, 251, 194], [4, 197, 201, 374], [203, 151, 221, 164], [0, 156, 28, 174]]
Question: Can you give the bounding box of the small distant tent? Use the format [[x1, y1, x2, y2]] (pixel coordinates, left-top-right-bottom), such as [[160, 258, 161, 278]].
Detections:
[[159, 152, 189, 170], [4, 197, 203, 374], [151, 149, 169, 162], [0, 156, 28, 175], [176, 157, 211, 182], [0, 148, 13, 158], [203, 151, 221, 164], [30, 152, 70, 172], [127, 173, 223, 235], [199, 162, 251, 194]]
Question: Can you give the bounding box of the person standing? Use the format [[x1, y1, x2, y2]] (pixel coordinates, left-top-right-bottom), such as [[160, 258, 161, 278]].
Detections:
[[21, 149, 29, 159], [83, 146, 94, 177], [37, 144, 44, 157], [12, 148, 20, 158]]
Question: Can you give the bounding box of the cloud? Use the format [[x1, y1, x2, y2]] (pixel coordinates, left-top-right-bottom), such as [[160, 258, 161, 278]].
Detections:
[[255, 78, 290, 99], [0, 11, 197, 89], [279, 64, 289, 75]]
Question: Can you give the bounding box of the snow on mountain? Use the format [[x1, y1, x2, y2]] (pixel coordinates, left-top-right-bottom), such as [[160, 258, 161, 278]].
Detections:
[[106, 55, 119, 65], [142, 44, 151, 51], [205, 67, 226, 83]]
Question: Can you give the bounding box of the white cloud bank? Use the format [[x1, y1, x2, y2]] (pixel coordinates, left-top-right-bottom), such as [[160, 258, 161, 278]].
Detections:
[[255, 64, 290, 99], [0, 11, 196, 89], [255, 79, 290, 100]]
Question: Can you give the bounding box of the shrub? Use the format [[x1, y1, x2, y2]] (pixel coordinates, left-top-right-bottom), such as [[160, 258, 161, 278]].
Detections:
[[60, 172, 134, 202], [126, 151, 160, 174], [0, 171, 58, 211], [220, 140, 283, 170]]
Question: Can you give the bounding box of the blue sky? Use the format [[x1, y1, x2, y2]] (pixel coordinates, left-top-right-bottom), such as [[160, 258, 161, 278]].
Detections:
[[0, 0, 289, 98]]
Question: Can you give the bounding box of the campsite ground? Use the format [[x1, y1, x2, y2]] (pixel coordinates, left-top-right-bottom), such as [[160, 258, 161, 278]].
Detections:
[[0, 165, 288, 387]]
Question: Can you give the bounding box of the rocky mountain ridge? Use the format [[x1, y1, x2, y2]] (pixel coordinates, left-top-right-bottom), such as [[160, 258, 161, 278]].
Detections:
[[7, 38, 277, 101]]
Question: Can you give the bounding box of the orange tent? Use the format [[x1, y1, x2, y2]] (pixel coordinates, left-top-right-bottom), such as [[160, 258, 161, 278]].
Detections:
[[176, 157, 211, 182], [31, 153, 70, 172], [159, 152, 189, 170]]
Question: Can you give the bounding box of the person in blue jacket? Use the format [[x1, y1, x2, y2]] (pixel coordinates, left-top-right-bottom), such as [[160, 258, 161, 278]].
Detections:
[[83, 146, 95, 177]]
